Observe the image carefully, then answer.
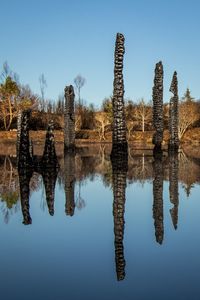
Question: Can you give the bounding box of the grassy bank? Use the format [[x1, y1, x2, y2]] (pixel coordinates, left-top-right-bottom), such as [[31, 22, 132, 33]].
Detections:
[[0, 128, 200, 146]]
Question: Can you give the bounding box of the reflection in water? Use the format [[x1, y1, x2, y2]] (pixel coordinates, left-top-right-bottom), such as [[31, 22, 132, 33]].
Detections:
[[18, 120, 59, 223], [169, 152, 179, 229], [152, 152, 164, 244], [64, 152, 75, 216], [41, 167, 58, 216], [18, 166, 32, 225], [111, 150, 128, 281], [0, 156, 19, 223]]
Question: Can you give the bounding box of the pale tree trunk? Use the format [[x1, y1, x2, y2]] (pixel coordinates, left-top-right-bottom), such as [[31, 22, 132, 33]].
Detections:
[[142, 114, 144, 133]]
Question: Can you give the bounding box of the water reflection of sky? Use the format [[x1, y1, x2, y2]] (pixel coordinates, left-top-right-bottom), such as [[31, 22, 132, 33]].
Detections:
[[1, 147, 200, 299]]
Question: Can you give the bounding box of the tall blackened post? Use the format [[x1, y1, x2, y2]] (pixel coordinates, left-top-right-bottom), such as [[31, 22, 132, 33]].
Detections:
[[41, 121, 58, 167], [18, 109, 33, 168], [64, 85, 75, 151], [111, 33, 127, 155], [169, 71, 179, 151], [152, 61, 164, 153], [16, 109, 22, 162]]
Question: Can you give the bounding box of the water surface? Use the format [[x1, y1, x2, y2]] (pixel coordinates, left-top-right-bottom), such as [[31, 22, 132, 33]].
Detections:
[[0, 145, 200, 300]]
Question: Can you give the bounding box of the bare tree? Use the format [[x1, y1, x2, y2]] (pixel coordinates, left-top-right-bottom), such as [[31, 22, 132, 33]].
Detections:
[[178, 99, 199, 139], [74, 74, 86, 105], [95, 112, 111, 141], [135, 99, 152, 132], [39, 74, 47, 111]]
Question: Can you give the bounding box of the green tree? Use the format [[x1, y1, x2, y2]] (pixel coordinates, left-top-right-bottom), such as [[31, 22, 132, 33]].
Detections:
[[0, 76, 20, 130]]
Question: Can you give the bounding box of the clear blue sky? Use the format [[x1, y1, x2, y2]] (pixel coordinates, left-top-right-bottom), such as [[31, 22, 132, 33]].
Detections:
[[1, 0, 200, 107]]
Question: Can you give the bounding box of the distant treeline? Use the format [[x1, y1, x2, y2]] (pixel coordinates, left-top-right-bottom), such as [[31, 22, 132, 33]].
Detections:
[[0, 62, 200, 141]]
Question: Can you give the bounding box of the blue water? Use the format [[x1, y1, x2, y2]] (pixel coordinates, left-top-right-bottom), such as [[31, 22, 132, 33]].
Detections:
[[0, 150, 200, 300]]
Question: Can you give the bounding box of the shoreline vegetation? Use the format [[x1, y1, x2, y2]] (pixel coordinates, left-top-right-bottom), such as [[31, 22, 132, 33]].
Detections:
[[1, 62, 200, 148], [1, 128, 200, 148]]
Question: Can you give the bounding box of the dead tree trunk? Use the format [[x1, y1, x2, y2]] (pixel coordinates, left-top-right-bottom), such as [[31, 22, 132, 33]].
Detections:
[[111, 149, 128, 281], [64, 85, 75, 151], [18, 109, 32, 169], [169, 71, 179, 151], [152, 152, 164, 244], [41, 121, 58, 167], [152, 61, 164, 153], [16, 109, 22, 162], [111, 33, 127, 155]]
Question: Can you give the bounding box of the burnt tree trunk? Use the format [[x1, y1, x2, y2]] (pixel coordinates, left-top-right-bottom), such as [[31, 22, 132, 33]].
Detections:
[[64, 85, 75, 151], [111, 149, 128, 281], [169, 71, 179, 151], [152, 152, 164, 244], [152, 61, 164, 153], [41, 121, 58, 167], [18, 109, 32, 169], [16, 109, 22, 162], [111, 33, 127, 155]]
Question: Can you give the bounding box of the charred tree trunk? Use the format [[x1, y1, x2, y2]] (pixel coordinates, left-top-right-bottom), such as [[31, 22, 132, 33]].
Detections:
[[152, 61, 164, 153], [18, 109, 32, 168], [64, 85, 75, 151], [169, 71, 179, 151], [64, 152, 75, 216], [169, 152, 179, 229], [16, 109, 22, 162], [41, 121, 58, 167], [111, 149, 128, 281], [111, 33, 127, 155], [152, 152, 164, 244]]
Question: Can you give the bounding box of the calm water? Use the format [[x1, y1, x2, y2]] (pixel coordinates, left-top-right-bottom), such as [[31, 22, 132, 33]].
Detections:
[[1, 145, 200, 300]]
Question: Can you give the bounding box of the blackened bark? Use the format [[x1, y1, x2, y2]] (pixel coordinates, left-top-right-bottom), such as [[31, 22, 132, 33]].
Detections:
[[41, 121, 58, 167], [18, 109, 33, 168], [169, 71, 179, 151], [111, 33, 127, 155], [152, 61, 164, 152], [64, 85, 75, 151]]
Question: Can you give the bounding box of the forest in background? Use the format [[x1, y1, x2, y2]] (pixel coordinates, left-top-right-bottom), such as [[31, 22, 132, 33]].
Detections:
[[0, 62, 200, 143]]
